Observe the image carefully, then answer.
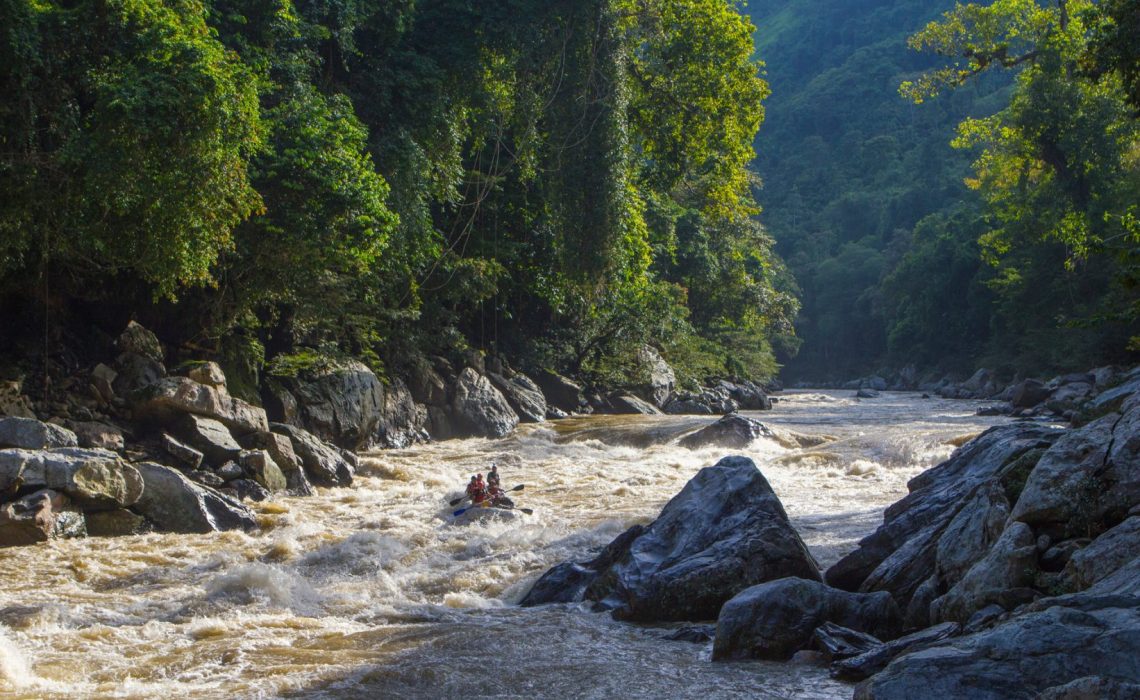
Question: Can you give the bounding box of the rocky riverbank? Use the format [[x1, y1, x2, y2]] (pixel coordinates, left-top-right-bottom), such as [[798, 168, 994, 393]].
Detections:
[[0, 322, 774, 548], [522, 388, 1140, 697]]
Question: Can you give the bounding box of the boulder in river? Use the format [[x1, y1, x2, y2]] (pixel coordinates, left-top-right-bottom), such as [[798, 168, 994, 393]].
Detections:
[[0, 447, 144, 510], [132, 377, 268, 436], [238, 430, 312, 495], [1011, 379, 1051, 408], [831, 621, 960, 681], [487, 372, 547, 423], [0, 489, 86, 546], [521, 456, 821, 622], [174, 414, 243, 465], [633, 345, 676, 408], [266, 358, 388, 450], [447, 368, 518, 439], [605, 393, 662, 415], [131, 462, 257, 533], [270, 423, 353, 487], [534, 370, 584, 414], [713, 577, 902, 661], [678, 413, 773, 450]]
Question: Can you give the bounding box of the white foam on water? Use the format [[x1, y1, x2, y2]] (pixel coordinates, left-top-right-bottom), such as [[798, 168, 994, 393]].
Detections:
[[0, 628, 33, 689], [205, 563, 324, 614]]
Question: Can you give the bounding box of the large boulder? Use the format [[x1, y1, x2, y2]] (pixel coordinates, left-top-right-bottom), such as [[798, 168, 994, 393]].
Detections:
[[533, 370, 584, 414], [521, 456, 821, 621], [0, 489, 86, 546], [111, 353, 166, 397], [678, 413, 774, 450], [1064, 517, 1140, 591], [712, 577, 902, 661], [117, 321, 163, 362], [372, 378, 427, 448], [239, 450, 287, 493], [270, 423, 353, 487], [447, 368, 518, 439], [174, 414, 242, 465], [0, 380, 35, 419], [929, 521, 1039, 624], [831, 622, 961, 681], [487, 372, 547, 423], [1011, 379, 1052, 408], [634, 346, 676, 408], [238, 430, 312, 495], [0, 448, 143, 510], [724, 380, 772, 411], [0, 417, 77, 450], [131, 462, 257, 533], [604, 393, 662, 415], [825, 423, 1063, 609], [69, 421, 124, 451], [132, 377, 268, 436], [855, 599, 1140, 700]]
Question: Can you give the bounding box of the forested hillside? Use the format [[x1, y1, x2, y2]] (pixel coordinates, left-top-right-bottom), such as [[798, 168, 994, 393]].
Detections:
[[749, 0, 1140, 382], [0, 0, 793, 395]]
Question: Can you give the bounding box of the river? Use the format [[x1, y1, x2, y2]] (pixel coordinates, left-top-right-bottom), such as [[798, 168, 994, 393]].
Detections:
[[0, 391, 1008, 699]]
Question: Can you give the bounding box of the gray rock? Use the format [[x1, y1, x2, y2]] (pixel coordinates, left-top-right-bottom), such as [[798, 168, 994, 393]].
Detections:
[[1012, 379, 1052, 408], [227, 479, 270, 502], [174, 414, 242, 464], [270, 423, 353, 486], [935, 479, 1010, 586], [678, 413, 774, 450], [487, 372, 547, 423], [240, 450, 287, 493], [1064, 517, 1140, 590], [70, 421, 124, 451], [238, 431, 312, 495], [132, 377, 268, 436], [91, 363, 118, 403], [1041, 539, 1091, 572], [663, 398, 715, 415], [712, 578, 901, 661], [269, 358, 382, 450], [188, 470, 226, 489], [112, 352, 166, 397], [533, 370, 584, 414], [161, 433, 204, 471], [117, 321, 163, 362], [634, 346, 676, 408], [132, 462, 257, 533], [605, 393, 662, 415], [521, 456, 821, 622], [447, 368, 518, 439], [0, 380, 35, 419], [408, 361, 449, 407], [0, 448, 143, 510], [662, 625, 715, 643], [929, 521, 1039, 624], [215, 461, 244, 482], [865, 376, 889, 392], [372, 378, 428, 448], [85, 509, 148, 537], [0, 489, 86, 547], [813, 622, 882, 661], [963, 369, 995, 394], [1038, 676, 1140, 699], [856, 389, 880, 399], [855, 600, 1140, 700], [831, 622, 960, 681], [0, 417, 78, 450], [186, 361, 227, 392]]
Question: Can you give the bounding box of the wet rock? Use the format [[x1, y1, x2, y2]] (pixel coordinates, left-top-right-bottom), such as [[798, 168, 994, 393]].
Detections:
[[813, 622, 882, 661], [520, 524, 648, 606], [132, 462, 257, 533], [85, 508, 148, 537], [240, 450, 286, 492], [215, 461, 244, 482], [1011, 379, 1051, 408], [1037, 676, 1140, 700], [238, 431, 311, 494], [934, 479, 1010, 587], [662, 625, 715, 643], [712, 578, 901, 661], [1064, 517, 1140, 590], [0, 448, 143, 510], [663, 398, 715, 415], [161, 433, 204, 471], [605, 393, 662, 415], [724, 380, 772, 411], [132, 377, 268, 436], [854, 599, 1140, 700], [0, 489, 86, 546], [634, 346, 676, 408], [227, 478, 270, 502], [831, 622, 960, 681], [678, 414, 773, 450], [825, 424, 1063, 609], [487, 372, 547, 423], [665, 386, 738, 415], [522, 456, 821, 622], [175, 414, 242, 465], [70, 421, 124, 451], [372, 378, 428, 448], [270, 423, 353, 487], [534, 370, 584, 414], [447, 368, 518, 439], [856, 389, 880, 399], [189, 470, 226, 489], [930, 522, 1038, 624], [0, 417, 78, 450], [546, 406, 569, 420]]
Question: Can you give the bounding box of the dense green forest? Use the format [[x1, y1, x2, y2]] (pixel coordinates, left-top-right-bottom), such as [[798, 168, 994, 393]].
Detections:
[[749, 0, 1140, 382], [0, 0, 794, 394], [2, 0, 1138, 393]]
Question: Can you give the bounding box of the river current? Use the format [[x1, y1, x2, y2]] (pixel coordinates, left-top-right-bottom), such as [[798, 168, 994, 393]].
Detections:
[[0, 391, 1007, 699]]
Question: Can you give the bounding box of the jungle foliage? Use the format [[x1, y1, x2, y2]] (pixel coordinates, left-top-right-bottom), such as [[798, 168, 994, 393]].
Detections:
[[0, 0, 794, 388]]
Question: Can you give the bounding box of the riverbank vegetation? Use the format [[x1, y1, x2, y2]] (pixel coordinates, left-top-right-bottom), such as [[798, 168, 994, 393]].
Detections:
[[0, 0, 794, 393]]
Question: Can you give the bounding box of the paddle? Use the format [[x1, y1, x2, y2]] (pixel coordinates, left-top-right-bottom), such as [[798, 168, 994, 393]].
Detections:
[[448, 483, 524, 507]]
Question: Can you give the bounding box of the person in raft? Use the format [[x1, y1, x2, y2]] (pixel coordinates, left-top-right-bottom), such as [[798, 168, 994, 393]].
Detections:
[[466, 474, 488, 505]]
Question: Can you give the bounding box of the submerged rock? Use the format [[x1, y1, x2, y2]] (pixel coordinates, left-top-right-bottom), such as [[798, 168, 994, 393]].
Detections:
[[712, 578, 901, 661], [521, 456, 820, 622], [678, 413, 773, 450]]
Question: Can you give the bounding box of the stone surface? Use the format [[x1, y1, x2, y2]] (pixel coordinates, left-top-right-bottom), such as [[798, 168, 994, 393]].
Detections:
[[1037, 676, 1140, 700], [522, 456, 821, 622], [934, 479, 1011, 587], [240, 450, 287, 493], [533, 370, 584, 414], [270, 359, 382, 450], [447, 368, 518, 439], [175, 414, 242, 464], [831, 622, 960, 681], [813, 622, 882, 661], [111, 353, 166, 397], [132, 462, 257, 533], [634, 346, 676, 408], [85, 508, 148, 537], [132, 377, 268, 436], [605, 393, 662, 415], [712, 578, 902, 661], [161, 433, 204, 471], [238, 431, 312, 495], [678, 414, 774, 450], [1064, 517, 1140, 591], [1011, 379, 1052, 408], [117, 321, 163, 362], [929, 521, 1039, 623], [487, 372, 547, 423], [0, 417, 78, 450], [70, 421, 124, 451], [186, 361, 227, 392], [270, 423, 353, 487], [0, 381, 35, 418], [0, 489, 86, 546], [0, 448, 143, 510]]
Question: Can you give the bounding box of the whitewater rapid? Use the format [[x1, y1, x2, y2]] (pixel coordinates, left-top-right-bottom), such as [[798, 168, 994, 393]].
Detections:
[[0, 391, 1007, 698]]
